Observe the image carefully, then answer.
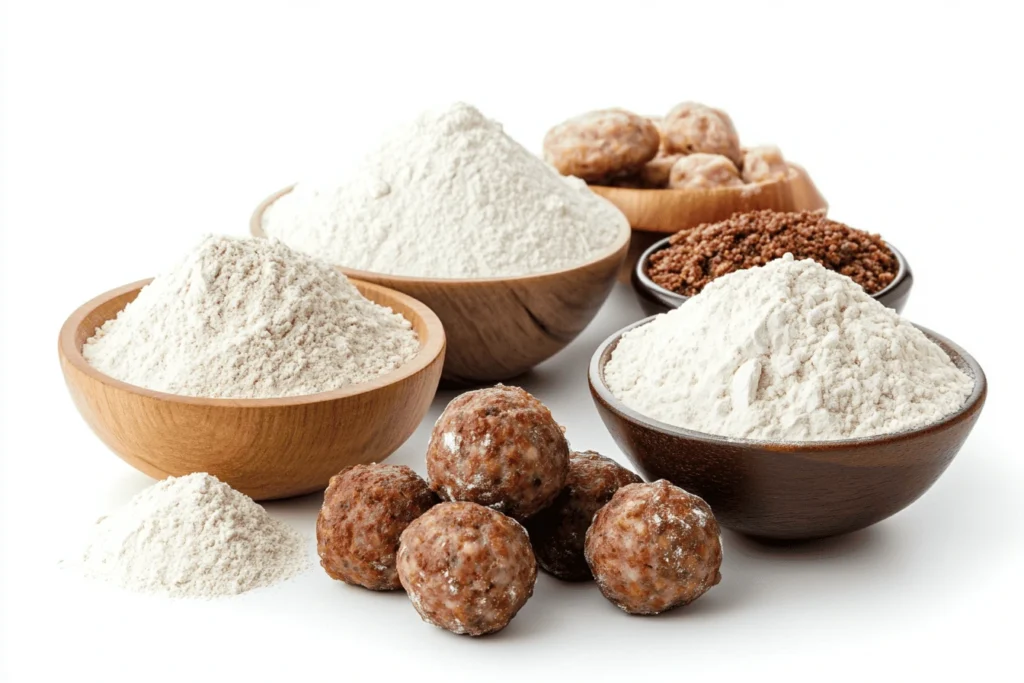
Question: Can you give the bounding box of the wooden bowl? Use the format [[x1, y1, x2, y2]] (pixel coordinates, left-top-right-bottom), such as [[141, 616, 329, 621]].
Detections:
[[58, 278, 446, 500], [251, 186, 631, 385], [589, 318, 987, 540], [632, 236, 914, 316], [590, 163, 828, 281]]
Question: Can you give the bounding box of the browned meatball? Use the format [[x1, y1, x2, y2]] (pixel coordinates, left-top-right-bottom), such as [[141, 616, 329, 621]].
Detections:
[[316, 463, 438, 591], [397, 502, 537, 636], [524, 451, 642, 581], [585, 480, 722, 615], [544, 109, 660, 181], [426, 385, 569, 519]]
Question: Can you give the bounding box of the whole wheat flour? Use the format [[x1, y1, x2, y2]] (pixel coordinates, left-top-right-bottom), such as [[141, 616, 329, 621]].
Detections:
[[78, 473, 309, 598], [605, 254, 974, 441], [83, 235, 419, 398], [261, 102, 627, 278]]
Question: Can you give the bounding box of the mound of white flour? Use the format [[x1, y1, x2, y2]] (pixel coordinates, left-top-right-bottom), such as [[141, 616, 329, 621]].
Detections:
[[78, 473, 309, 598], [83, 235, 419, 398], [261, 102, 627, 278], [605, 254, 974, 441]]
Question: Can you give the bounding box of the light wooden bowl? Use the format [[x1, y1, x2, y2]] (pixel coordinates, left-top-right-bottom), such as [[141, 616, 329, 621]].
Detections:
[[590, 163, 828, 281], [58, 278, 446, 500], [252, 187, 631, 385]]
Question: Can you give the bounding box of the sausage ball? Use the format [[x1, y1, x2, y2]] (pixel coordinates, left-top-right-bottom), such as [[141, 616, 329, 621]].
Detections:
[[741, 145, 789, 184], [316, 463, 439, 591], [397, 502, 537, 636], [585, 480, 723, 615], [426, 385, 569, 519], [544, 109, 660, 181], [662, 102, 742, 166], [668, 153, 744, 190], [524, 451, 642, 581]]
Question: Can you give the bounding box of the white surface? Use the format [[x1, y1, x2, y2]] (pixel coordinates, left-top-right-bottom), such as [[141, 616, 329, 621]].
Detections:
[[1, 1, 1021, 681]]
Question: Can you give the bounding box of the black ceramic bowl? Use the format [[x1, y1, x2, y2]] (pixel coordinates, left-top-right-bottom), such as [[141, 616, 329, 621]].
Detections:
[[632, 236, 914, 317], [589, 317, 986, 540]]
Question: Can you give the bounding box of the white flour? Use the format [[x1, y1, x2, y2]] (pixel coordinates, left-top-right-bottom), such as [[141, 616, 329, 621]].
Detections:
[[605, 254, 974, 441], [261, 102, 627, 278], [83, 235, 419, 398], [77, 473, 309, 598]]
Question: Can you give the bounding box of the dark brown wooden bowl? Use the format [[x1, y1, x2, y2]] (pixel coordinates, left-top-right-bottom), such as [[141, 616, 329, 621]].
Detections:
[[589, 318, 987, 540], [632, 236, 914, 317]]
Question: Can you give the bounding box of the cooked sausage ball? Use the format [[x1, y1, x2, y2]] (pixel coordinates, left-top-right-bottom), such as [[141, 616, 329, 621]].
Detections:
[[668, 153, 744, 190], [544, 109, 660, 181], [741, 145, 789, 183], [662, 102, 742, 166], [524, 451, 642, 581], [316, 463, 438, 591], [585, 480, 723, 615], [397, 502, 537, 636], [426, 385, 569, 519]]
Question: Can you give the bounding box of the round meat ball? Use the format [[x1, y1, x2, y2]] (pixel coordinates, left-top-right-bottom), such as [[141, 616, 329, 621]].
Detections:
[[397, 502, 537, 636], [741, 145, 789, 183], [668, 153, 744, 190], [316, 463, 438, 591], [662, 102, 742, 166], [585, 480, 722, 615], [524, 451, 642, 581], [543, 109, 660, 182], [426, 385, 569, 519]]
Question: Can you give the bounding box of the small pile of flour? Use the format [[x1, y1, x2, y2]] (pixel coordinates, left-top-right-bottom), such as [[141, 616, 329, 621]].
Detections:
[[78, 473, 309, 598], [605, 254, 974, 441], [261, 102, 627, 278], [83, 235, 419, 398]]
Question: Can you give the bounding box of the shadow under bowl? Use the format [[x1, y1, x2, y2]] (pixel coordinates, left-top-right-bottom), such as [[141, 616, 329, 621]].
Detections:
[[58, 278, 446, 500], [252, 186, 631, 386], [588, 318, 987, 540], [632, 236, 914, 317]]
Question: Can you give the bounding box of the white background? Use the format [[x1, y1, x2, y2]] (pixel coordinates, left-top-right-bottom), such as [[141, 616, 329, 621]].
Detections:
[[1, 1, 1022, 681]]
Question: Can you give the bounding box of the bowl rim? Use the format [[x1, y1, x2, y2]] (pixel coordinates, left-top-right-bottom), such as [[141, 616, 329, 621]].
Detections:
[[249, 185, 632, 285], [589, 315, 987, 451], [58, 277, 447, 408], [634, 233, 910, 307]]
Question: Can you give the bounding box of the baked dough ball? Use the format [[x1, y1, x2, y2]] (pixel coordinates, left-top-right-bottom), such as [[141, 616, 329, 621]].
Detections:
[[639, 153, 684, 188], [397, 502, 537, 636], [741, 145, 789, 183], [585, 480, 722, 615], [668, 153, 744, 190], [524, 451, 642, 581], [316, 463, 438, 590], [648, 116, 668, 152], [426, 385, 569, 519], [544, 109, 660, 181], [662, 102, 742, 166]]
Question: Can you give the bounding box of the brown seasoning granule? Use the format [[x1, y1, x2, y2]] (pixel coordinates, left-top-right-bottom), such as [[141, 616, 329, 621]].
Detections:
[[648, 210, 898, 296]]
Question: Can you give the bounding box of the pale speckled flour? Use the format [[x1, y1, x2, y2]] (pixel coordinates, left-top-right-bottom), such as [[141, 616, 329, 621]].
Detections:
[[76, 473, 309, 598], [261, 102, 627, 278], [83, 235, 419, 398], [605, 254, 974, 441]]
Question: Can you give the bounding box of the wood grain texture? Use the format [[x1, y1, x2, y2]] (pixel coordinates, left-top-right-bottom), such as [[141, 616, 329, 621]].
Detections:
[[589, 320, 987, 540], [58, 279, 446, 500], [590, 163, 828, 281], [252, 187, 630, 385]]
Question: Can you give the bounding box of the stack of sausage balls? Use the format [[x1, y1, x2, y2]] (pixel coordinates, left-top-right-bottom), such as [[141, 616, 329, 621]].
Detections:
[[543, 101, 789, 190], [316, 385, 724, 637]]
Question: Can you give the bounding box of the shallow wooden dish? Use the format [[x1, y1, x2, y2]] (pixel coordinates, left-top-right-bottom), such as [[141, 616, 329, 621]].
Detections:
[[590, 163, 828, 281], [252, 186, 630, 385], [589, 318, 987, 540], [632, 236, 914, 316], [58, 279, 445, 500]]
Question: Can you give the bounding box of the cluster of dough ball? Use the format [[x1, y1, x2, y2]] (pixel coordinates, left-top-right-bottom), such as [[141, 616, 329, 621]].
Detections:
[[316, 385, 724, 637], [544, 102, 789, 190]]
